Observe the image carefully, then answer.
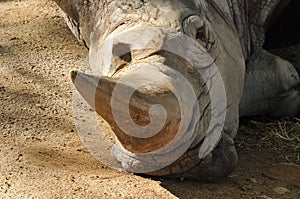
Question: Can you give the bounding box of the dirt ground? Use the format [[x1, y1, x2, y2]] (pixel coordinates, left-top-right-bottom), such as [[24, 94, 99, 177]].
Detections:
[[0, 0, 299, 198]]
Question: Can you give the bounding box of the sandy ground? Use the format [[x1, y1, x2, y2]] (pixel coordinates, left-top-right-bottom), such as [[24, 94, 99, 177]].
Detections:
[[0, 0, 299, 198]]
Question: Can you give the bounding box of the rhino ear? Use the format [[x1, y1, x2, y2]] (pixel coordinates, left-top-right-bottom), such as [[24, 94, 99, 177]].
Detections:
[[53, 0, 79, 23]]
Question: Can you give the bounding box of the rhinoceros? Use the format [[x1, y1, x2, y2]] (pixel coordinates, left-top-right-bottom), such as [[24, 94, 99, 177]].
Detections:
[[53, 0, 300, 180]]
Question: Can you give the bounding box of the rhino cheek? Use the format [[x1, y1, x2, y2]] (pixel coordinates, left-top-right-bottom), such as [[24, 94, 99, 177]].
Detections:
[[209, 17, 245, 138]]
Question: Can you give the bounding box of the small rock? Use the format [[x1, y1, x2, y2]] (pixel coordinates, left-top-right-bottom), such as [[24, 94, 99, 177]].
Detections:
[[258, 195, 272, 199], [248, 178, 257, 183], [71, 186, 81, 191], [240, 186, 249, 191], [273, 186, 290, 195], [69, 175, 75, 182], [264, 163, 300, 188]]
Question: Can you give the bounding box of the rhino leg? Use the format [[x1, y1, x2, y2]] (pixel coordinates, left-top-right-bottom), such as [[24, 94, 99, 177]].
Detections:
[[192, 133, 238, 181], [182, 133, 238, 181], [239, 49, 300, 118], [146, 132, 238, 181]]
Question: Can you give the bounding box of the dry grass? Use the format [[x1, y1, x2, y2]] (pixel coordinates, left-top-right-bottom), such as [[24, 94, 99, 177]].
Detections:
[[238, 117, 300, 164]]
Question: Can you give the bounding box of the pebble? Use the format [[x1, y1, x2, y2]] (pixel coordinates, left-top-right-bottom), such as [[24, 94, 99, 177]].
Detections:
[[273, 186, 290, 195], [258, 195, 272, 199], [71, 186, 82, 191], [264, 163, 300, 187], [248, 178, 257, 183], [0, 86, 5, 92]]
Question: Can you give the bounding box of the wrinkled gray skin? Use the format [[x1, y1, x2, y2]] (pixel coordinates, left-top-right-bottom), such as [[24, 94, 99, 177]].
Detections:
[[54, 0, 300, 180]]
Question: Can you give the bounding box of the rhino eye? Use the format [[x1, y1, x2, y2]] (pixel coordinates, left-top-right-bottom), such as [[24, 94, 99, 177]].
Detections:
[[196, 28, 207, 42], [182, 15, 214, 50]]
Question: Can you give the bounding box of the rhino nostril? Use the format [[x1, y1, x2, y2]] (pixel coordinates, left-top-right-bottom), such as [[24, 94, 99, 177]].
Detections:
[[119, 51, 132, 62], [112, 43, 132, 62]]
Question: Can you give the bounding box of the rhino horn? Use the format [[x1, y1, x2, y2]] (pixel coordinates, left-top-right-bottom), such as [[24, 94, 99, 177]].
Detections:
[[70, 69, 182, 154]]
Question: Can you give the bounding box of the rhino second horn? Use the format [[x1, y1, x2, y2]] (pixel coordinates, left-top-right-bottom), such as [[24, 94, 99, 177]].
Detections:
[[70, 70, 182, 153]]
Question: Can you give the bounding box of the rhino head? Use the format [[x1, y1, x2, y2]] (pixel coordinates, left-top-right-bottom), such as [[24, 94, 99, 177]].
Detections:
[[55, 0, 245, 180]]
